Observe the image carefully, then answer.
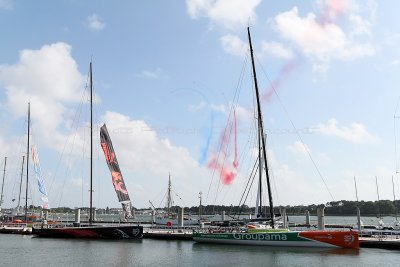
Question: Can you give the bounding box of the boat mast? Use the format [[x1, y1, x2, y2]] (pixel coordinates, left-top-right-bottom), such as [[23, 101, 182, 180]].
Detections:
[[89, 62, 93, 225], [167, 173, 171, 216], [392, 175, 398, 221], [375, 176, 381, 220], [199, 191, 202, 220], [258, 126, 263, 217], [25, 102, 30, 223], [0, 157, 6, 208], [17, 156, 25, 211], [247, 27, 274, 227]]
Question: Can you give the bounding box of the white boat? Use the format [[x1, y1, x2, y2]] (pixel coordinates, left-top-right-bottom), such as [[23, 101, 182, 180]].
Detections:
[[152, 174, 199, 226]]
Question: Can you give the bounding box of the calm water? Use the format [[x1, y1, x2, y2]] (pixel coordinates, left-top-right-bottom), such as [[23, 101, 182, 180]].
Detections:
[[1, 234, 399, 267]]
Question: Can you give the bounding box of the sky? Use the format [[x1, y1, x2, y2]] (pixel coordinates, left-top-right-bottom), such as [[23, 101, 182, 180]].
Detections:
[[1, 0, 400, 211]]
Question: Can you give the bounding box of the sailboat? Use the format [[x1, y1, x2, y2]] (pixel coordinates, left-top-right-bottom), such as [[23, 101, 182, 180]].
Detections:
[[152, 174, 198, 226], [0, 104, 33, 234], [193, 27, 359, 248], [32, 62, 143, 239], [0, 157, 6, 211]]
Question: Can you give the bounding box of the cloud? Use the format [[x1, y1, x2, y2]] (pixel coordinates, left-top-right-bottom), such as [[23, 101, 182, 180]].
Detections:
[[0, 42, 85, 147], [314, 118, 379, 143], [98, 111, 214, 207], [186, 0, 261, 29], [0, 0, 12, 10], [220, 34, 247, 56], [272, 3, 375, 72], [101, 111, 201, 176], [137, 68, 168, 80], [287, 141, 310, 156], [261, 41, 293, 59], [86, 14, 105, 31]]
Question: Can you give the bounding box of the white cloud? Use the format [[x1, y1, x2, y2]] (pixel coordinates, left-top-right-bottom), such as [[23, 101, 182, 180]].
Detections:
[[261, 41, 293, 59], [188, 101, 207, 112], [314, 118, 379, 144], [349, 14, 372, 37], [0, 42, 85, 148], [273, 4, 375, 72], [0, 0, 12, 10], [99, 111, 213, 207], [186, 0, 261, 29], [287, 141, 310, 156], [266, 148, 333, 205], [220, 34, 247, 56], [86, 14, 105, 31], [102, 111, 201, 176], [138, 68, 168, 80]]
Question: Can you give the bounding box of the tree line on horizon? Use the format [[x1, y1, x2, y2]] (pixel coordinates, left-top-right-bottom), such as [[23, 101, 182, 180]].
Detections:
[[24, 199, 400, 217]]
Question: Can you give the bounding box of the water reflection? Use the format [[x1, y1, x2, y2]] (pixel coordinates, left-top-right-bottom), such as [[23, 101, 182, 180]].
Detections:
[[191, 242, 360, 256]]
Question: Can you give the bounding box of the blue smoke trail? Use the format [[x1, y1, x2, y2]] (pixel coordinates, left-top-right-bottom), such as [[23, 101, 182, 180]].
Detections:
[[199, 110, 214, 165], [170, 87, 215, 165]]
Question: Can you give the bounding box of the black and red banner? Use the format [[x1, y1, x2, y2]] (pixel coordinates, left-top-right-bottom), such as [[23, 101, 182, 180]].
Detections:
[[100, 124, 133, 217]]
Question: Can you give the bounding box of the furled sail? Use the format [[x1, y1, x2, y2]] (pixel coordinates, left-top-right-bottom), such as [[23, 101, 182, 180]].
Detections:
[[100, 124, 133, 218], [31, 145, 49, 209]]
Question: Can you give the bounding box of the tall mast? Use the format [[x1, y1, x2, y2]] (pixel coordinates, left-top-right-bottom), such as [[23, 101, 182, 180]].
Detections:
[[0, 157, 7, 208], [17, 156, 25, 210], [25, 102, 30, 223], [247, 27, 274, 227], [167, 173, 171, 216], [89, 62, 93, 225], [258, 126, 263, 217], [392, 175, 398, 221], [375, 176, 381, 219], [199, 191, 202, 220]]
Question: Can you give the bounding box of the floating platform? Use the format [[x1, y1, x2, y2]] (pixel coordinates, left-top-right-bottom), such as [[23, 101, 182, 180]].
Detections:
[[0, 223, 32, 234]]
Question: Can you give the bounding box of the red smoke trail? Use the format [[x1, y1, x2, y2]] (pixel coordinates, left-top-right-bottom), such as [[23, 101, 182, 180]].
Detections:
[[261, 59, 299, 103], [233, 109, 238, 168], [207, 110, 239, 185], [318, 0, 347, 25], [262, 0, 349, 103]]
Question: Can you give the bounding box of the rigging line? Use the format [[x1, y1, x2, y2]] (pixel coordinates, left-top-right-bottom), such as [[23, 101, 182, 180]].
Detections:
[[394, 95, 400, 174], [57, 78, 90, 207], [48, 74, 88, 195], [4, 123, 25, 206], [393, 119, 398, 173], [235, 156, 258, 217], [214, 87, 244, 203], [237, 119, 257, 191], [91, 79, 102, 209], [256, 55, 335, 202], [394, 95, 400, 118], [206, 54, 249, 205], [210, 107, 235, 205], [394, 117, 399, 175]]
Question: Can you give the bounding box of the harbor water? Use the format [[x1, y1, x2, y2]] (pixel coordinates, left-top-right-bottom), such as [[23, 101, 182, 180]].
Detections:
[[1, 215, 400, 266], [1, 232, 399, 266]]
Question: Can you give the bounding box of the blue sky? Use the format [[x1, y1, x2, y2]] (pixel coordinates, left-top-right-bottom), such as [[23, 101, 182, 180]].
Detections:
[[1, 0, 400, 210]]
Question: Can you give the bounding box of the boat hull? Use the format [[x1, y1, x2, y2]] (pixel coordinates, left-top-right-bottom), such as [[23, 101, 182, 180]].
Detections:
[[193, 230, 359, 249], [32, 224, 143, 239], [155, 218, 199, 226]]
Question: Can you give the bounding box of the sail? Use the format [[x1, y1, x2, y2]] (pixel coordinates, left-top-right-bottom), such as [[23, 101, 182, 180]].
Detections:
[[31, 145, 49, 209], [100, 124, 133, 218]]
